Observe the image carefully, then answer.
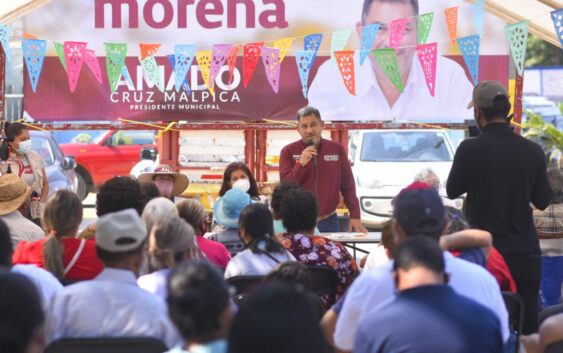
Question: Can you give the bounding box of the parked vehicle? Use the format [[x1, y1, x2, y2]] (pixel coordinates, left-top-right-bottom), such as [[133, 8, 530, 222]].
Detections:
[[29, 131, 78, 197], [349, 129, 462, 229], [60, 130, 156, 199], [522, 96, 563, 129]]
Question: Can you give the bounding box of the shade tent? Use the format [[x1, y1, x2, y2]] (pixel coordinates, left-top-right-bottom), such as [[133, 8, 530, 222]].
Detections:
[[464, 0, 562, 48], [0, 0, 52, 24]]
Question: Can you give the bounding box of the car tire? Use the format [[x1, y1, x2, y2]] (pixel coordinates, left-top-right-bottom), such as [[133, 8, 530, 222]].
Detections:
[[76, 173, 88, 200]]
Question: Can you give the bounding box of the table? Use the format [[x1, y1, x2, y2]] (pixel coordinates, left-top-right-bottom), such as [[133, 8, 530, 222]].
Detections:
[[321, 232, 382, 259]]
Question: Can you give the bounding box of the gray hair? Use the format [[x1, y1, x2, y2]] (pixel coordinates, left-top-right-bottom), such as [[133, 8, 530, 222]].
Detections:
[[148, 217, 197, 270], [414, 168, 440, 191], [297, 106, 321, 122], [361, 0, 419, 24], [142, 197, 179, 234], [176, 199, 208, 231]]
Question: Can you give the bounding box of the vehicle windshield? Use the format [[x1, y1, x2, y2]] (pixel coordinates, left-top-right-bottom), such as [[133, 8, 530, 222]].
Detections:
[[360, 131, 452, 162], [31, 135, 56, 166]]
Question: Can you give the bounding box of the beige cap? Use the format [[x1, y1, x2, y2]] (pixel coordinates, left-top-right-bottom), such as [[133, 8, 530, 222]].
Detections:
[[95, 209, 147, 252], [0, 174, 32, 216], [467, 80, 509, 109]]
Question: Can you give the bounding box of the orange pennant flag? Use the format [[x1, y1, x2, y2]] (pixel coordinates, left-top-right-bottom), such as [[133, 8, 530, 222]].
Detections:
[[334, 51, 356, 95], [23, 33, 38, 39], [139, 43, 161, 60], [444, 6, 459, 45]]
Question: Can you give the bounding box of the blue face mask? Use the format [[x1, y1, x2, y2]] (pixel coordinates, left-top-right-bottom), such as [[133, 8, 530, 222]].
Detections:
[[16, 140, 32, 155]]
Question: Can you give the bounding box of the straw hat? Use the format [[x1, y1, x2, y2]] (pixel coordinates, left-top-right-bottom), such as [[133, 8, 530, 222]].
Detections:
[[0, 174, 33, 216], [138, 164, 189, 196]]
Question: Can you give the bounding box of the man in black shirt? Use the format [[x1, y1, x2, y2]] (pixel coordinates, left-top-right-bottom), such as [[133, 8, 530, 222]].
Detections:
[[447, 80, 552, 334]]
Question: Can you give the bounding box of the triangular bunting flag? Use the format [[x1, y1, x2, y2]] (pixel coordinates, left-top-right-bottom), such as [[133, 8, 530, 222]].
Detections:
[[550, 9, 563, 49], [174, 44, 196, 93], [334, 51, 356, 96], [243, 42, 263, 88], [22, 39, 47, 93], [273, 37, 294, 63], [444, 6, 459, 45], [456, 35, 480, 85], [196, 51, 213, 95], [139, 54, 164, 92], [472, 0, 486, 38], [372, 49, 404, 93], [22, 33, 38, 39], [360, 24, 380, 65], [63, 41, 87, 92], [167, 54, 190, 93], [389, 18, 409, 51], [304, 33, 323, 69], [104, 43, 127, 93], [505, 20, 530, 77], [83, 49, 103, 84], [261, 47, 281, 93], [54, 42, 67, 71], [226, 45, 241, 85], [295, 50, 315, 98], [415, 42, 438, 97], [331, 29, 352, 67], [418, 13, 434, 45], [0, 25, 11, 63], [139, 43, 161, 60], [120, 64, 134, 88], [210, 45, 232, 94]]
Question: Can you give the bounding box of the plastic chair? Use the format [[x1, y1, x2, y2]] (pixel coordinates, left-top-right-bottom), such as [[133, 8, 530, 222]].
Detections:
[[545, 340, 563, 353], [226, 275, 265, 296], [44, 337, 167, 353], [307, 265, 339, 306], [502, 291, 525, 353], [540, 303, 563, 325]]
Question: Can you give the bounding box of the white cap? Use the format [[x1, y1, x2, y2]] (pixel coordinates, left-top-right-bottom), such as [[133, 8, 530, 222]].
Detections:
[[96, 209, 147, 252]]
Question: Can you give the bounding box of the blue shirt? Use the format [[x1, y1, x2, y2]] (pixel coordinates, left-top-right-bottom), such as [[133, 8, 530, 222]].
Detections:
[[354, 285, 502, 353]]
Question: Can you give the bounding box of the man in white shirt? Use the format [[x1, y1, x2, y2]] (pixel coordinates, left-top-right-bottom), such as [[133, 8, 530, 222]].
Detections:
[[308, 0, 473, 121], [333, 184, 509, 352], [47, 208, 180, 348], [0, 174, 45, 250]]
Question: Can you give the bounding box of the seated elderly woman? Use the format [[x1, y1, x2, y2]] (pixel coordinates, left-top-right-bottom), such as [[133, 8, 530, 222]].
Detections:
[[224, 203, 295, 279], [137, 217, 200, 299]]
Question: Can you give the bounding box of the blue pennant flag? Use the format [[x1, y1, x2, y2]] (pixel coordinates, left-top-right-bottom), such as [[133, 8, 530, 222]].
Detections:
[[457, 35, 480, 85], [360, 24, 380, 65]]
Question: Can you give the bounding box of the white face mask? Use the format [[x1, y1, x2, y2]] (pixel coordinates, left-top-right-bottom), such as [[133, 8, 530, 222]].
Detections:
[[16, 140, 32, 155], [232, 178, 251, 193]]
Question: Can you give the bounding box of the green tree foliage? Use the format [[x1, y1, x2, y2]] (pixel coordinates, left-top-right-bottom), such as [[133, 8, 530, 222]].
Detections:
[[525, 34, 562, 67], [522, 109, 563, 168]]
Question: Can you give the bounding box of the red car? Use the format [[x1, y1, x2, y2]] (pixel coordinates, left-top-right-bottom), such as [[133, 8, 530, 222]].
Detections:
[[60, 130, 156, 199]]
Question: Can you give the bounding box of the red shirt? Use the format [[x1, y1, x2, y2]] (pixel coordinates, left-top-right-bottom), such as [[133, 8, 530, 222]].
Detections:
[[279, 138, 361, 219], [487, 247, 517, 293], [196, 236, 231, 268], [12, 238, 103, 280]]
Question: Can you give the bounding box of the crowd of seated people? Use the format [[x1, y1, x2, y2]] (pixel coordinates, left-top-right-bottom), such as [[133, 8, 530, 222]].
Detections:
[[0, 156, 560, 353]]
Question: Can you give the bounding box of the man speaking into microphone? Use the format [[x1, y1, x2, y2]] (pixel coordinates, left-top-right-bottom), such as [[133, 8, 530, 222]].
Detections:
[[279, 106, 367, 233]]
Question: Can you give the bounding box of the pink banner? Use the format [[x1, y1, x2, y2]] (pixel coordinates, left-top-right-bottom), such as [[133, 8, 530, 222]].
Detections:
[[415, 43, 438, 97], [261, 47, 281, 93], [227, 45, 241, 86], [389, 18, 409, 51], [63, 41, 87, 93], [83, 49, 103, 84], [210, 45, 232, 92]]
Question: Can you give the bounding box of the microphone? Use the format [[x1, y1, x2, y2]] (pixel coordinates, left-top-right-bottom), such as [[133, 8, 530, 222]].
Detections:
[[306, 139, 318, 168]]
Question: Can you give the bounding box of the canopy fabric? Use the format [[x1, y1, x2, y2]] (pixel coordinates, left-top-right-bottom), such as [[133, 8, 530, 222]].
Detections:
[[464, 0, 562, 48], [0, 0, 52, 24]]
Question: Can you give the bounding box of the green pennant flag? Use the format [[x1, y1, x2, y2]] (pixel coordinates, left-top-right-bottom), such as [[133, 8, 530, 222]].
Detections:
[[104, 43, 127, 93], [54, 42, 67, 71], [139, 54, 164, 93], [372, 49, 404, 93], [505, 20, 530, 77], [418, 12, 434, 45]]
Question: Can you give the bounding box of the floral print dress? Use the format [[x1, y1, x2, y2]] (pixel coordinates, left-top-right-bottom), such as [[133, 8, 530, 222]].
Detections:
[[276, 232, 359, 307]]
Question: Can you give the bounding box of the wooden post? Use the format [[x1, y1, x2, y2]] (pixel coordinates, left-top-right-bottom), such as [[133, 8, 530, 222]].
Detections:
[[157, 129, 180, 169], [244, 129, 255, 177], [513, 72, 524, 135], [256, 130, 267, 183]]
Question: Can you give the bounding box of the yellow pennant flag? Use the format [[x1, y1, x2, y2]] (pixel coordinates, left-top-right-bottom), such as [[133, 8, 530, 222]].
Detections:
[[196, 50, 214, 95], [273, 37, 295, 63]]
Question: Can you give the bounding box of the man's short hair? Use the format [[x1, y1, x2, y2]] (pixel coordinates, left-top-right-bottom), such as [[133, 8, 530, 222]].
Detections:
[[361, 0, 419, 24], [394, 186, 445, 240], [297, 106, 321, 122], [480, 95, 511, 121], [281, 189, 318, 234], [96, 176, 145, 217], [393, 235, 445, 274]]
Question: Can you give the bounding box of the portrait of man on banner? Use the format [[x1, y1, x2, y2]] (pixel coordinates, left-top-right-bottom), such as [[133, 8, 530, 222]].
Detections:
[[308, 0, 475, 122]]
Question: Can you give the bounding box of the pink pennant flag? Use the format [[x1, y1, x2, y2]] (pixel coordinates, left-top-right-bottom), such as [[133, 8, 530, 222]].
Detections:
[[261, 47, 281, 93], [226, 45, 241, 85], [334, 51, 356, 96], [63, 41, 87, 92], [415, 43, 438, 97], [83, 49, 103, 84], [389, 18, 409, 51], [210, 45, 232, 94]]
